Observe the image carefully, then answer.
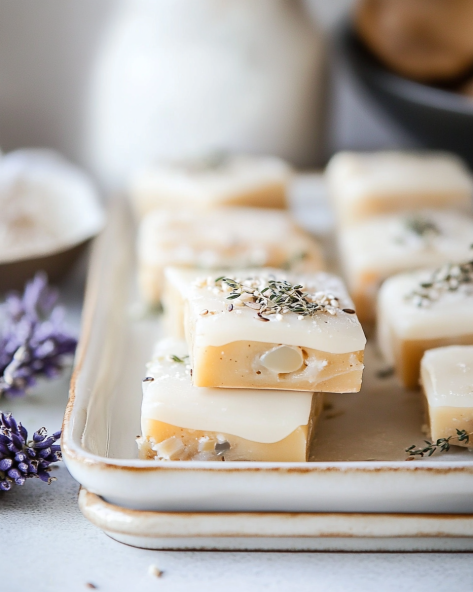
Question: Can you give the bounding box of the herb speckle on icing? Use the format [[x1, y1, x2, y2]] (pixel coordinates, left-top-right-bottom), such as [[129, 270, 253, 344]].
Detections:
[[168, 355, 189, 364], [404, 214, 440, 239], [406, 260, 473, 307], [212, 275, 343, 319]]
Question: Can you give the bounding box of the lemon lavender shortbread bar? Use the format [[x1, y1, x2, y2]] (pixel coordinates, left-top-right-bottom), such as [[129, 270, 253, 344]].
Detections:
[[326, 151, 473, 227], [420, 346, 473, 448], [138, 207, 324, 304], [130, 153, 292, 217], [339, 209, 473, 323], [378, 261, 473, 388], [184, 269, 366, 392]]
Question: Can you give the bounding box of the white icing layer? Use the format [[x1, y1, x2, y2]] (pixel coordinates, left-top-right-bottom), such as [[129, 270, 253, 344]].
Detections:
[[340, 209, 473, 283], [327, 151, 473, 205], [378, 270, 473, 341], [138, 207, 322, 270], [141, 339, 314, 443], [186, 269, 366, 354], [422, 346, 473, 408]]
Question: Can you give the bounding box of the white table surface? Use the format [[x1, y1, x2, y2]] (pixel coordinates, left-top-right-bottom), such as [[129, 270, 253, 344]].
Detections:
[[1, 252, 473, 592]]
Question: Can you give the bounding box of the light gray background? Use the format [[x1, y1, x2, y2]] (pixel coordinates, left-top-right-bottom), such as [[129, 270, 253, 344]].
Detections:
[[0, 3, 463, 591]]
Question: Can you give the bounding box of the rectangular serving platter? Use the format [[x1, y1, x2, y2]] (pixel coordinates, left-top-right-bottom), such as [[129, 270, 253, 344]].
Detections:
[[63, 176, 473, 524]]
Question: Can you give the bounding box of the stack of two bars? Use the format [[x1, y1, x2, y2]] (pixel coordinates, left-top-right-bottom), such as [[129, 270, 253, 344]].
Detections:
[[138, 269, 366, 462]]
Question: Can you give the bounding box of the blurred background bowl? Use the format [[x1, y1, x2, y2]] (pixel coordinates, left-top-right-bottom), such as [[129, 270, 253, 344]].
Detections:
[[338, 23, 473, 167], [0, 240, 91, 293]]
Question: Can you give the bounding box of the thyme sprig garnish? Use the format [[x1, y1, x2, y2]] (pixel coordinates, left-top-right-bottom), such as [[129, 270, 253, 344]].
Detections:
[[168, 355, 189, 364], [215, 276, 342, 319], [404, 215, 440, 239], [406, 429, 471, 457], [406, 260, 473, 307]]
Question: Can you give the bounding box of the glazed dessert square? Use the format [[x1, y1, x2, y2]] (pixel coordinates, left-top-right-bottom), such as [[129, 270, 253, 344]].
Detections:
[[421, 346, 473, 447], [130, 154, 292, 217], [185, 269, 366, 392], [339, 209, 473, 323], [138, 339, 323, 462], [138, 207, 324, 305], [326, 151, 473, 227], [378, 262, 473, 389]]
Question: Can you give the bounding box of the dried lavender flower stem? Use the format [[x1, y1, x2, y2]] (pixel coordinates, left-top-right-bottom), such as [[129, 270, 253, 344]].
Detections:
[[0, 272, 77, 398], [0, 412, 62, 491]]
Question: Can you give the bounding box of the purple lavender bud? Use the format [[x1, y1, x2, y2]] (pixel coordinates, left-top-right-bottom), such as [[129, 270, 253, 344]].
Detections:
[[8, 415, 18, 433], [0, 434, 10, 446], [33, 428, 47, 442], [0, 458, 13, 471], [7, 467, 21, 480], [0, 480, 11, 491], [37, 470, 51, 483], [25, 447, 37, 458], [35, 437, 55, 449], [10, 433, 23, 451], [38, 448, 51, 459], [17, 462, 29, 473], [18, 424, 27, 440]]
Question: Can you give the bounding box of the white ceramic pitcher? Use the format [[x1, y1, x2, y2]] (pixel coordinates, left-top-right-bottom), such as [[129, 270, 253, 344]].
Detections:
[[84, 0, 325, 189]]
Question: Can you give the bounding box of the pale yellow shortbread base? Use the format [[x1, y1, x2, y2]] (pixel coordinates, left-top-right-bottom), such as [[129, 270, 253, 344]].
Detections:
[[422, 393, 473, 447], [139, 393, 322, 462], [191, 340, 364, 393]]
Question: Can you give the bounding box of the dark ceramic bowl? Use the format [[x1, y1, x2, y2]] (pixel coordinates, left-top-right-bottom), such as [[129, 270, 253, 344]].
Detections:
[[337, 24, 473, 167]]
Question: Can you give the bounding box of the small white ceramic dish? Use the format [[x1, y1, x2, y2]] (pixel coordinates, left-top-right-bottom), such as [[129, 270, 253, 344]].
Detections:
[[0, 149, 104, 291], [63, 176, 473, 519], [79, 489, 473, 551]]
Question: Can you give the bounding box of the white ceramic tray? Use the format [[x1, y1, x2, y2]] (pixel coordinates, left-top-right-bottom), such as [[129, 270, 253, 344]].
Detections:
[[63, 177, 473, 523], [79, 489, 473, 551]]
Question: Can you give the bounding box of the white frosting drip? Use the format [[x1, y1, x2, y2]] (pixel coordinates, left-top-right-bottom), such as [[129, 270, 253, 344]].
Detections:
[[141, 339, 314, 443], [186, 269, 366, 354], [378, 270, 473, 341], [422, 346, 473, 408]]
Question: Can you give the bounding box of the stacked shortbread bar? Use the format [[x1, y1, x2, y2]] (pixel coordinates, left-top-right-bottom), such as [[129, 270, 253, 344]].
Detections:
[[138, 268, 366, 462]]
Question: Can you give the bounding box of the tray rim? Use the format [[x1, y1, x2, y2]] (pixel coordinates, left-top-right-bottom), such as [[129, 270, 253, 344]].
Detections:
[[78, 488, 473, 540], [62, 197, 473, 477]]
